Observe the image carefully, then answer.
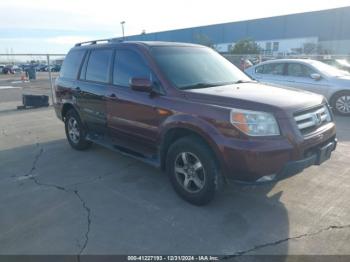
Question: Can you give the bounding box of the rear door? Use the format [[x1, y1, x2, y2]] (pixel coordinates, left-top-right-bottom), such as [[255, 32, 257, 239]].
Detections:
[[76, 48, 114, 133], [106, 48, 163, 157], [284, 62, 330, 96]]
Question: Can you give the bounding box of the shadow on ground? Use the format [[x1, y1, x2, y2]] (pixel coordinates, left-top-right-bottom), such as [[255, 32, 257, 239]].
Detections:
[[0, 138, 289, 257]]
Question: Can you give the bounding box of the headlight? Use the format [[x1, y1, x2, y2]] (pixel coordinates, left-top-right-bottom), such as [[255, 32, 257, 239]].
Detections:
[[230, 108, 280, 136]]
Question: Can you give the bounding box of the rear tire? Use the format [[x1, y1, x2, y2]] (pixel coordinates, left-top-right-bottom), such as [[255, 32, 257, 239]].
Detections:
[[166, 136, 220, 206], [64, 109, 92, 150], [331, 91, 350, 116]]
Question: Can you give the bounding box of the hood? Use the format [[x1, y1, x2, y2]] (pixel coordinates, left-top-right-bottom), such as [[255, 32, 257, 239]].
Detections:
[[334, 75, 350, 81], [184, 83, 325, 116]]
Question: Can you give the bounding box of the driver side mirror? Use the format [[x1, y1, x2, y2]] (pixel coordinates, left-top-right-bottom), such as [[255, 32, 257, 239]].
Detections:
[[130, 77, 153, 92], [310, 73, 322, 81]]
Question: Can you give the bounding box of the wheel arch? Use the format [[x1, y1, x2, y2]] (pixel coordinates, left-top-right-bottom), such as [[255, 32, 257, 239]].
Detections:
[[61, 103, 81, 121], [159, 124, 223, 174]]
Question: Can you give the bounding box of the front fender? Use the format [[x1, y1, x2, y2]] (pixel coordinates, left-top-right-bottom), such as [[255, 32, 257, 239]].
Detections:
[[158, 113, 225, 172]]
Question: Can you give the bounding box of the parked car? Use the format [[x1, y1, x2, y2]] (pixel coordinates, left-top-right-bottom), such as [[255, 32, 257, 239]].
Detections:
[[50, 64, 61, 72], [54, 41, 337, 205], [2, 65, 21, 74], [245, 59, 350, 115]]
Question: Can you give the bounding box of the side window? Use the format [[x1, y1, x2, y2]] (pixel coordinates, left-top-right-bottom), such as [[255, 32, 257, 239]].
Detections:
[[262, 63, 284, 75], [85, 49, 113, 83], [113, 50, 151, 87], [255, 65, 264, 74], [287, 63, 315, 78], [60, 50, 85, 79]]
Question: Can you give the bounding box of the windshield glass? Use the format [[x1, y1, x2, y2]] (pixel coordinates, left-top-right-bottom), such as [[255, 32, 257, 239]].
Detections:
[[151, 46, 251, 90], [310, 60, 350, 77]]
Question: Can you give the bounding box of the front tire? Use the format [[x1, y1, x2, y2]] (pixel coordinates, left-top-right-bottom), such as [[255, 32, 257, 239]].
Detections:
[[64, 109, 91, 150], [331, 91, 350, 116], [166, 136, 220, 206]]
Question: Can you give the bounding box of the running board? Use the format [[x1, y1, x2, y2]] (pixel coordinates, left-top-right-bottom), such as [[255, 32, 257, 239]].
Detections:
[[86, 133, 160, 168]]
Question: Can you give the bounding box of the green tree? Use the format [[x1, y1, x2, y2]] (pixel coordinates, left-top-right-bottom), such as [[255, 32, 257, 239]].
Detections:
[[230, 38, 261, 55]]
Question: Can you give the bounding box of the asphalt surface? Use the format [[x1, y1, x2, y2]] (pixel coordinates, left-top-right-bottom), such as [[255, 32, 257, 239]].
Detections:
[[0, 78, 350, 256]]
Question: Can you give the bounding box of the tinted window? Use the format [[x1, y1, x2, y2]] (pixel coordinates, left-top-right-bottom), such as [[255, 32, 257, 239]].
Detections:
[[262, 63, 284, 75], [86, 49, 113, 83], [113, 50, 150, 87], [151, 46, 250, 89], [287, 63, 315, 77], [60, 50, 85, 79], [255, 65, 264, 74]]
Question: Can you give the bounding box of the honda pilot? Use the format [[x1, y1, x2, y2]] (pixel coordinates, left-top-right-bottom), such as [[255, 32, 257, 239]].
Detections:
[[54, 40, 337, 205]]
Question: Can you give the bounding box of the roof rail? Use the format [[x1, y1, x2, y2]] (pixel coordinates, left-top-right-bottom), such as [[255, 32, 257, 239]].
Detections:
[[75, 38, 120, 47]]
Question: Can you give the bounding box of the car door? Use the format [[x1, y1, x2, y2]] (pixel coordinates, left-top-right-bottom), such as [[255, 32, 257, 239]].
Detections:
[[106, 48, 164, 157], [76, 48, 114, 133], [253, 62, 287, 87], [284, 62, 330, 96]]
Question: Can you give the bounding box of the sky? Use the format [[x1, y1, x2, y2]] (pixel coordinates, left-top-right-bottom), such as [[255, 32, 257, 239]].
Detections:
[[1, 0, 350, 55]]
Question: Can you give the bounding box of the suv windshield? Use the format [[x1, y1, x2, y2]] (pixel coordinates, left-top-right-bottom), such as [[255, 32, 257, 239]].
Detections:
[[151, 46, 251, 90]]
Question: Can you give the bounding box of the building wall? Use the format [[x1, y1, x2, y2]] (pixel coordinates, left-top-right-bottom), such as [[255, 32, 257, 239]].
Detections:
[[120, 7, 350, 54]]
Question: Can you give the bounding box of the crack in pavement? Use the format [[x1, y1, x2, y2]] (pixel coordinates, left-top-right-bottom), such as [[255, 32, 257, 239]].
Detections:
[[222, 224, 350, 258], [23, 144, 92, 256], [74, 190, 91, 255]]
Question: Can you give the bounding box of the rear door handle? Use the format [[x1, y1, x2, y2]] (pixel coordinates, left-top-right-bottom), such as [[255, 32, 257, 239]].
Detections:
[[108, 93, 117, 99]]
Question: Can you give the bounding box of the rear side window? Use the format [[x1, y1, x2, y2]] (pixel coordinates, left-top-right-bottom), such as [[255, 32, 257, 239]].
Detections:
[[60, 50, 85, 79], [113, 50, 150, 87], [260, 63, 285, 75], [286, 63, 315, 77], [86, 49, 113, 83]]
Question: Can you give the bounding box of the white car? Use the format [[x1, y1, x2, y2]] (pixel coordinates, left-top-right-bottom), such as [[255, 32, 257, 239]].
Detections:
[[245, 59, 350, 115]]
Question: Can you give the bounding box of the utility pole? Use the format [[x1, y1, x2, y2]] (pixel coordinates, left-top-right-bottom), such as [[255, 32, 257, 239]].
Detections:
[[120, 21, 125, 40]]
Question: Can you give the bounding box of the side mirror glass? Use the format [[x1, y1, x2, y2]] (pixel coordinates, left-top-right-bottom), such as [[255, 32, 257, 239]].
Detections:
[[310, 73, 321, 81], [130, 78, 153, 92]]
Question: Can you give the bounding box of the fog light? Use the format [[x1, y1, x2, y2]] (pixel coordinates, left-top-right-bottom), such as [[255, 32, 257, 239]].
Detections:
[[256, 174, 276, 183]]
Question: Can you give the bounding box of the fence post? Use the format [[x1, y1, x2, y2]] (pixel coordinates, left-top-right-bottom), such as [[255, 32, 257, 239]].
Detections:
[[46, 54, 54, 105]]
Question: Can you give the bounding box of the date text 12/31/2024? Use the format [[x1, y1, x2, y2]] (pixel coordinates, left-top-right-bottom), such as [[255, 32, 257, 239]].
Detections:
[[127, 256, 219, 261]]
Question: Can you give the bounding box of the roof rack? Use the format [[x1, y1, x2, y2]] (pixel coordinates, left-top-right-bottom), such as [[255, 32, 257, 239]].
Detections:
[[75, 38, 123, 47]]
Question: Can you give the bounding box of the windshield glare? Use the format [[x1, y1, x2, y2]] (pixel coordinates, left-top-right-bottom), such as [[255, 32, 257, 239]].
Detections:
[[311, 60, 350, 77], [151, 46, 251, 89]]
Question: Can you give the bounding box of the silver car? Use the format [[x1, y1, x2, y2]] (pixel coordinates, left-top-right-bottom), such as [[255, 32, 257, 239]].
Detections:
[[245, 59, 350, 115]]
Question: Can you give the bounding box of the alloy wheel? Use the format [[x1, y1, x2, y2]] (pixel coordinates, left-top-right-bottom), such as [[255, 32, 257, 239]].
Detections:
[[67, 117, 80, 144], [174, 152, 206, 193], [336, 95, 350, 114]]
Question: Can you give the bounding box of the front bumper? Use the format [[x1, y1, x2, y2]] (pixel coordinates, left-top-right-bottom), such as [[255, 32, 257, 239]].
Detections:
[[218, 120, 337, 183], [230, 137, 337, 185]]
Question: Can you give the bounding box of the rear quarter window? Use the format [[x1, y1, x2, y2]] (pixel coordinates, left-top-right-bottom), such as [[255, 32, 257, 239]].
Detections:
[[60, 50, 85, 79]]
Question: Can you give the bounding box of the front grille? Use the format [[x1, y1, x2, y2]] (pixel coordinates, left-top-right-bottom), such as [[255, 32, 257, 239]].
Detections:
[[294, 105, 331, 135]]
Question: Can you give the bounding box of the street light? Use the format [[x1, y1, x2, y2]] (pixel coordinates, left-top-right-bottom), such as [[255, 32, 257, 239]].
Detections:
[[120, 21, 125, 40]]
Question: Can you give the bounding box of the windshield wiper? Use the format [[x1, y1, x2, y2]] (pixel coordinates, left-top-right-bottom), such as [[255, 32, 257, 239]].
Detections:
[[181, 82, 223, 90], [234, 80, 257, 84]]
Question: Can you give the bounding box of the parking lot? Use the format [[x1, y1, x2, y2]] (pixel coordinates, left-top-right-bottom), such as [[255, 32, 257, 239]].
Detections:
[[0, 73, 350, 256]]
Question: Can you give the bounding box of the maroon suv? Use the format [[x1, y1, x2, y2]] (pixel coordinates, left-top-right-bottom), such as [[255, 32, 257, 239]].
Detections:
[[54, 40, 337, 205]]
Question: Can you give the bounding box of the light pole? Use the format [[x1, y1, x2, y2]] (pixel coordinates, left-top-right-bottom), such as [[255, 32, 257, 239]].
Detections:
[[120, 21, 125, 40]]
